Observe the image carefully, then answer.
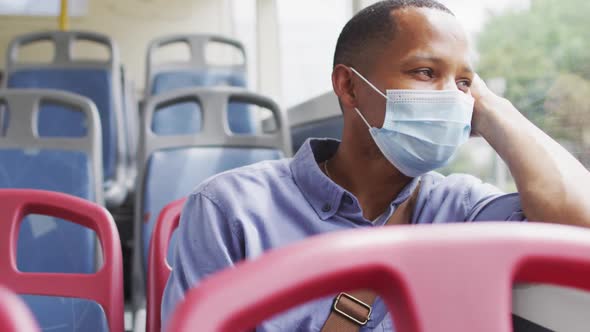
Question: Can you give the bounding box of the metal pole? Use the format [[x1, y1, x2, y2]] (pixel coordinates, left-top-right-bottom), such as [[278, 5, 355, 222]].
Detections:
[[59, 0, 69, 31]]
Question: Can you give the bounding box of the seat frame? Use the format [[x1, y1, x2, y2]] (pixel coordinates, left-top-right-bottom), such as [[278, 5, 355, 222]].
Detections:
[[145, 34, 247, 98], [166, 222, 590, 332], [3, 30, 128, 206], [0, 189, 124, 332], [146, 198, 185, 332]]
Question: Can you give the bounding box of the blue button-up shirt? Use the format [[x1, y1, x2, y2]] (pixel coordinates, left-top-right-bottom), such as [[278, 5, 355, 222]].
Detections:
[[161, 139, 524, 331]]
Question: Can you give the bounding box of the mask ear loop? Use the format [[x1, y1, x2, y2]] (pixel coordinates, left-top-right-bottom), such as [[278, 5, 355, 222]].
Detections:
[[349, 67, 389, 130], [349, 67, 388, 99], [354, 108, 372, 129]]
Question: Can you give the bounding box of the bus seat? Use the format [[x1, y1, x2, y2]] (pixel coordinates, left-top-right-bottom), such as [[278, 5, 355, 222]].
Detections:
[[145, 34, 255, 134], [470, 194, 590, 331], [0, 91, 106, 330], [0, 90, 103, 270], [4, 31, 128, 206], [0, 189, 124, 332], [165, 222, 590, 332], [286, 91, 343, 153], [131, 87, 292, 309], [147, 198, 185, 332], [0, 286, 40, 332]]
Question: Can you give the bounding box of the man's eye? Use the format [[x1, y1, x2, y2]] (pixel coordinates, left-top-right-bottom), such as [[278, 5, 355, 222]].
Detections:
[[456, 80, 471, 91], [413, 68, 434, 79]]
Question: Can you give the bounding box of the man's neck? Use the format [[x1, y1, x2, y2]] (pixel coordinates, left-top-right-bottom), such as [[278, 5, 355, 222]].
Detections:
[[326, 140, 412, 221]]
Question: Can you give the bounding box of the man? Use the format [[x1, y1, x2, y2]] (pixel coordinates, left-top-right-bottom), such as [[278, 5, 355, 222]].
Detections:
[[161, 0, 590, 330]]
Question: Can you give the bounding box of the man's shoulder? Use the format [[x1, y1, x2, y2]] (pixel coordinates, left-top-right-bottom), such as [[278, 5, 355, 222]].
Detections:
[[189, 158, 293, 206], [422, 172, 492, 191], [421, 172, 503, 214]]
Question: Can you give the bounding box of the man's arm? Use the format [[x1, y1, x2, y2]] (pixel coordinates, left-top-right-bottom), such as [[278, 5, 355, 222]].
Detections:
[[161, 192, 244, 329], [471, 75, 590, 227]]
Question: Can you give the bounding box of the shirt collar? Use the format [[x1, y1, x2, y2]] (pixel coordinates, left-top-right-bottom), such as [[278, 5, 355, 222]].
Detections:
[[290, 139, 421, 221], [290, 139, 343, 220]]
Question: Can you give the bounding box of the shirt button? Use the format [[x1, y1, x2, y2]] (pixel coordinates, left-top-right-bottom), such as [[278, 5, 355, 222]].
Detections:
[[343, 195, 353, 205], [322, 203, 331, 212]]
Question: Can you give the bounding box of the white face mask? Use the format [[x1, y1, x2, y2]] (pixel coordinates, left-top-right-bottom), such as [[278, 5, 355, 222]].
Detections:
[[350, 67, 474, 177]]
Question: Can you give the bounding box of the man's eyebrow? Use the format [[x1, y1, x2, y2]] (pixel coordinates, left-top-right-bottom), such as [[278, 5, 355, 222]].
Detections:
[[402, 55, 444, 63], [461, 65, 475, 74], [402, 55, 475, 74]]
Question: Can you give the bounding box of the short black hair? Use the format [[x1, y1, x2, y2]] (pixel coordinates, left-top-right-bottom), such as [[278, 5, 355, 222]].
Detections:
[[333, 0, 454, 71]]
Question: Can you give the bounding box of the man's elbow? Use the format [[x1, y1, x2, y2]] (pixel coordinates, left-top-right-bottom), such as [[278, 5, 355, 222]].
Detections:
[[560, 201, 590, 228], [525, 194, 590, 228]]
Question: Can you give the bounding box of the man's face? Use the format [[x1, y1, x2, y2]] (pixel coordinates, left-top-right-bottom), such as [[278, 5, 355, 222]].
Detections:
[[352, 7, 474, 129]]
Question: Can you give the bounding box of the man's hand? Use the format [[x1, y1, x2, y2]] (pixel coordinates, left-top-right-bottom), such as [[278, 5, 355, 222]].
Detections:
[[469, 74, 494, 102], [469, 74, 511, 137], [467, 74, 590, 227]]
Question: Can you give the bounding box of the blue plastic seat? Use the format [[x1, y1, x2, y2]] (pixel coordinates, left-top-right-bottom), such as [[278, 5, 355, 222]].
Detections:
[[286, 92, 343, 153], [151, 69, 246, 95], [0, 149, 95, 273], [146, 34, 254, 134], [7, 69, 115, 179], [142, 147, 284, 265], [131, 87, 292, 308], [20, 295, 107, 332], [292, 116, 343, 153], [4, 31, 127, 206], [0, 90, 106, 331]]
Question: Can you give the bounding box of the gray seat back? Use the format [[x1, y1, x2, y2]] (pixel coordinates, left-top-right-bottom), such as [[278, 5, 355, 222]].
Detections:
[[0, 89, 107, 331], [0, 89, 103, 203], [286, 92, 343, 152], [145, 34, 255, 135], [4, 30, 127, 206], [131, 87, 291, 307], [145, 34, 247, 96]]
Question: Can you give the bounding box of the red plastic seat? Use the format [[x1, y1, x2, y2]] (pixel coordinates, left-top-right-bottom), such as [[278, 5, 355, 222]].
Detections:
[[166, 222, 590, 332], [0, 189, 124, 332], [0, 286, 40, 332], [147, 198, 185, 332]]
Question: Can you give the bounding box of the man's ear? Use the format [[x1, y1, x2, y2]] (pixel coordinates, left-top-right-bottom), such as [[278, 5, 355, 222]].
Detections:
[[332, 64, 357, 110]]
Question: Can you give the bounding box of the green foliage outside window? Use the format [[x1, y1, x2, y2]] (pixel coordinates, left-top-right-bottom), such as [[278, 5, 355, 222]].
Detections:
[[443, 0, 590, 190], [477, 0, 590, 165]]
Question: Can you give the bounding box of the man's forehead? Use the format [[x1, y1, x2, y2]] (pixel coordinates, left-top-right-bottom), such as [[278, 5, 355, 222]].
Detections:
[[386, 7, 473, 68], [392, 6, 467, 41]]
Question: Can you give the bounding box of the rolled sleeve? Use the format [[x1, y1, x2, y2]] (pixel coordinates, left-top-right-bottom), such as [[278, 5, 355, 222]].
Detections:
[[464, 178, 527, 222], [161, 192, 244, 329]]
